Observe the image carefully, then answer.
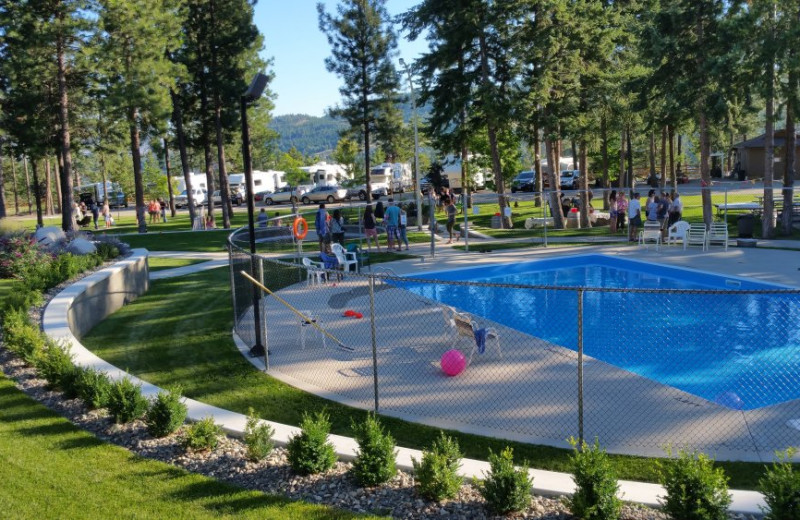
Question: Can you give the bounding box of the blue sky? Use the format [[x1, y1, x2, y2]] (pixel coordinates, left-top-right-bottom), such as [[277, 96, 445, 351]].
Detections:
[[254, 1, 427, 117]]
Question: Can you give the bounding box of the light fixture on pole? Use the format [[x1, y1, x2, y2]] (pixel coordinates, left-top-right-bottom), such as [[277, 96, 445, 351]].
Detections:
[[399, 58, 422, 232], [241, 73, 269, 360]]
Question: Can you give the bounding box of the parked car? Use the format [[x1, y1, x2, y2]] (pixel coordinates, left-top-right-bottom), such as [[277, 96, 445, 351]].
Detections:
[[254, 190, 271, 203], [301, 185, 348, 204], [174, 188, 207, 208], [559, 170, 581, 190], [263, 185, 307, 205], [511, 171, 535, 193], [345, 184, 369, 201], [209, 189, 243, 206], [106, 190, 127, 208]]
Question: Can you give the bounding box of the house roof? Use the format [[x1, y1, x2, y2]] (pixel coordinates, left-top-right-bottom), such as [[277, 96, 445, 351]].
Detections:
[[733, 130, 800, 149]]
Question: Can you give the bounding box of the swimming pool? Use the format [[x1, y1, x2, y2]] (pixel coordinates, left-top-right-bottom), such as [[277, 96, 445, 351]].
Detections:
[[394, 254, 800, 410]]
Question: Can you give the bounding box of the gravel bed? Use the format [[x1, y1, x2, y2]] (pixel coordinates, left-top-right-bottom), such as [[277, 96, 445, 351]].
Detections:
[[0, 267, 763, 520]]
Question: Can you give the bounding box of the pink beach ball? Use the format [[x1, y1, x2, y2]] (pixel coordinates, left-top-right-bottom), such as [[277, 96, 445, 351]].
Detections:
[[441, 349, 467, 377]]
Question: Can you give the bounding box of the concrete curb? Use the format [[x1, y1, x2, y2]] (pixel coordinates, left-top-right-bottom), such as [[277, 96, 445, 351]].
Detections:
[[40, 250, 766, 514]]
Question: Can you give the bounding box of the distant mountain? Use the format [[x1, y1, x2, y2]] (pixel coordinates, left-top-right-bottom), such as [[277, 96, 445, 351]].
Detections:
[[269, 114, 347, 158]]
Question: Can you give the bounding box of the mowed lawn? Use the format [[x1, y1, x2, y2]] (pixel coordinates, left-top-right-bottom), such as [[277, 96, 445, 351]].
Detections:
[[0, 375, 377, 520]]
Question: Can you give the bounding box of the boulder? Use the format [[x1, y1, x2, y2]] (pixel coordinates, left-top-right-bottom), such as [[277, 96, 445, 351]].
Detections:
[[34, 226, 66, 249], [66, 238, 97, 256]]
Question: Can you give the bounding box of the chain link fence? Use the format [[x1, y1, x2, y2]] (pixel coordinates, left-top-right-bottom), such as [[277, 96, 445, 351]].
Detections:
[[228, 200, 800, 461]]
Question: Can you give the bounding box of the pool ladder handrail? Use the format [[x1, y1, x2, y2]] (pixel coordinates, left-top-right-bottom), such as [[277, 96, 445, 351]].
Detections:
[[372, 266, 400, 284]]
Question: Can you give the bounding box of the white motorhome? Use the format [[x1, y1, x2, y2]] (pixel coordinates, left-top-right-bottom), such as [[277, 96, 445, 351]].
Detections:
[[440, 154, 492, 190], [540, 157, 578, 176], [176, 172, 208, 193], [300, 162, 349, 187], [75, 181, 127, 207], [228, 170, 286, 195], [370, 162, 412, 192]]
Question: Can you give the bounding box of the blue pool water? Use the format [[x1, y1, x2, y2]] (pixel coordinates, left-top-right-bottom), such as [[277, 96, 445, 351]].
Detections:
[[394, 255, 800, 410]]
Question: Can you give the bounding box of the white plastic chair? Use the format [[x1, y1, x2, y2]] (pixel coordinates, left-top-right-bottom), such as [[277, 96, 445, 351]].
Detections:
[[441, 306, 501, 365], [638, 221, 662, 251], [331, 243, 359, 273], [707, 222, 729, 251], [301, 257, 325, 285], [667, 220, 691, 248], [298, 309, 326, 350], [686, 224, 708, 251]]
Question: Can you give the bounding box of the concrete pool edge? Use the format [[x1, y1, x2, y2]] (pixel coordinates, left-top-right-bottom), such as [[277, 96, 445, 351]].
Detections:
[[40, 249, 768, 514]]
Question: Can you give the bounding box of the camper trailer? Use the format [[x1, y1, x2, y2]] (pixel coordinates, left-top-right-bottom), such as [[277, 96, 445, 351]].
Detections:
[[228, 170, 286, 196], [75, 181, 127, 207], [300, 162, 349, 187], [176, 172, 208, 193], [440, 154, 491, 191], [370, 163, 412, 193]]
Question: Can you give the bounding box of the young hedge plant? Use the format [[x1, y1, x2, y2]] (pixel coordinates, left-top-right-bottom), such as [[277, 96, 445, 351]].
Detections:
[[34, 340, 78, 396], [759, 448, 800, 520], [145, 387, 187, 438], [477, 447, 533, 515], [658, 448, 731, 520], [287, 411, 337, 476], [244, 407, 275, 462], [106, 377, 148, 424], [182, 417, 223, 452], [75, 367, 113, 410], [412, 432, 463, 501], [566, 437, 622, 520], [2, 307, 46, 363], [351, 414, 397, 487]]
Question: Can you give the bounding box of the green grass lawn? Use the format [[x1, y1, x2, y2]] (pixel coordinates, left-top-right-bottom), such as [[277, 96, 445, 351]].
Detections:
[[148, 258, 211, 272], [0, 375, 377, 520], [80, 267, 767, 489]]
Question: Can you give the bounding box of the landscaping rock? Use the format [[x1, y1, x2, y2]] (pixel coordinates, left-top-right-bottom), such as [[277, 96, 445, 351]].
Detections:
[[67, 238, 97, 255], [34, 226, 66, 249]]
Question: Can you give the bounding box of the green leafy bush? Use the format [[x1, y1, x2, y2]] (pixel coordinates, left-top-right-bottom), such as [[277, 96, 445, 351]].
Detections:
[[182, 417, 223, 452], [0, 280, 42, 313], [759, 448, 800, 520], [566, 438, 621, 520], [351, 414, 397, 487], [75, 367, 112, 409], [145, 387, 187, 438], [244, 407, 275, 462], [658, 448, 731, 520], [94, 242, 120, 261], [0, 233, 53, 280], [34, 340, 77, 396], [106, 377, 148, 423], [412, 432, 463, 501], [287, 411, 337, 475], [478, 447, 533, 514], [2, 307, 45, 362]]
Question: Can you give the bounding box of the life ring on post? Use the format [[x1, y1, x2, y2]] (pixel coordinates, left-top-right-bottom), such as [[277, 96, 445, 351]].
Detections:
[[293, 216, 308, 240]]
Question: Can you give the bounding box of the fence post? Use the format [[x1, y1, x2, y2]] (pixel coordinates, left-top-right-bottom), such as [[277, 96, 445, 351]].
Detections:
[[577, 288, 584, 445], [543, 191, 548, 248], [369, 274, 379, 412]]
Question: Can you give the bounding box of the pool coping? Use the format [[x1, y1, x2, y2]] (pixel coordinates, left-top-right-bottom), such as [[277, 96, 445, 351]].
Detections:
[[38, 249, 767, 514]]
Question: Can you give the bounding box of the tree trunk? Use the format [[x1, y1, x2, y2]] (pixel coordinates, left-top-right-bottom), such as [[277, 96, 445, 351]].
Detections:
[[763, 69, 775, 238], [362, 58, 372, 204], [11, 152, 19, 214], [31, 158, 43, 228], [129, 107, 147, 233], [659, 126, 667, 189], [533, 121, 542, 207], [676, 134, 683, 180], [23, 156, 32, 213], [214, 103, 232, 228], [699, 111, 713, 227], [571, 140, 578, 170], [579, 139, 590, 228], [601, 113, 609, 209], [626, 128, 634, 193], [54, 156, 62, 214], [163, 138, 176, 218], [649, 131, 656, 184], [546, 138, 564, 228], [668, 125, 676, 193], [45, 159, 53, 215], [0, 143, 6, 219], [781, 92, 795, 234], [619, 129, 625, 192], [171, 88, 197, 224], [56, 22, 75, 231]]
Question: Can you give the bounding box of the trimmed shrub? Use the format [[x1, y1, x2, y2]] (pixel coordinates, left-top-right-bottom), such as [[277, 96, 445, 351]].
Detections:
[[75, 367, 112, 409], [566, 438, 622, 520], [351, 414, 397, 487], [0, 280, 43, 313], [182, 417, 223, 452], [244, 407, 275, 462], [94, 242, 120, 261], [287, 411, 337, 476], [412, 432, 463, 501], [106, 377, 148, 423], [478, 447, 533, 514], [34, 339, 78, 396], [759, 448, 800, 520], [145, 387, 187, 438], [658, 448, 731, 520], [2, 308, 45, 362]]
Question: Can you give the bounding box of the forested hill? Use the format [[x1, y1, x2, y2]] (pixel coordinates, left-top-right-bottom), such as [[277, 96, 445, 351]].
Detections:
[[268, 114, 347, 157]]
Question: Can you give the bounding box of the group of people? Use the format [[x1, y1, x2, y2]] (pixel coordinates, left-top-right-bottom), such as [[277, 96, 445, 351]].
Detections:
[[73, 197, 113, 230], [608, 189, 683, 241], [312, 199, 412, 254], [256, 209, 283, 228], [147, 198, 168, 224]]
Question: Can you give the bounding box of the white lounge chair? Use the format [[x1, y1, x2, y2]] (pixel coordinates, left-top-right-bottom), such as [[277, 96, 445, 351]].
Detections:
[[331, 243, 359, 273], [638, 221, 662, 251], [667, 220, 691, 248], [686, 224, 708, 251], [442, 306, 501, 365], [707, 222, 729, 251], [301, 257, 326, 285]]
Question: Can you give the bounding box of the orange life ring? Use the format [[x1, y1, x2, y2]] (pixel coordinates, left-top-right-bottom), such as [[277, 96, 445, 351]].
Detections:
[[293, 216, 308, 240]]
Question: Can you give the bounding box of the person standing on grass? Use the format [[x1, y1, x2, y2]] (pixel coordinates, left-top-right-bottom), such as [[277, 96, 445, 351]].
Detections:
[[668, 192, 683, 225], [445, 197, 458, 244], [103, 203, 112, 228], [159, 198, 168, 223], [609, 190, 618, 233], [330, 208, 345, 244], [362, 205, 381, 252], [628, 192, 642, 241], [383, 198, 401, 251], [616, 191, 628, 232], [398, 204, 410, 251], [257, 208, 268, 228], [314, 203, 330, 252]]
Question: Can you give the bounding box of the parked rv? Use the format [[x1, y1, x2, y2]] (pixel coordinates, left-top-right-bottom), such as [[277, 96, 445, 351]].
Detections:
[[370, 163, 412, 193], [75, 182, 127, 207], [228, 170, 286, 196]]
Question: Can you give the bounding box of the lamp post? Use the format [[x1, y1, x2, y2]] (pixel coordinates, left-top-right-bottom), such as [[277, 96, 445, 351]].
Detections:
[[240, 73, 269, 360], [399, 58, 422, 232]]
